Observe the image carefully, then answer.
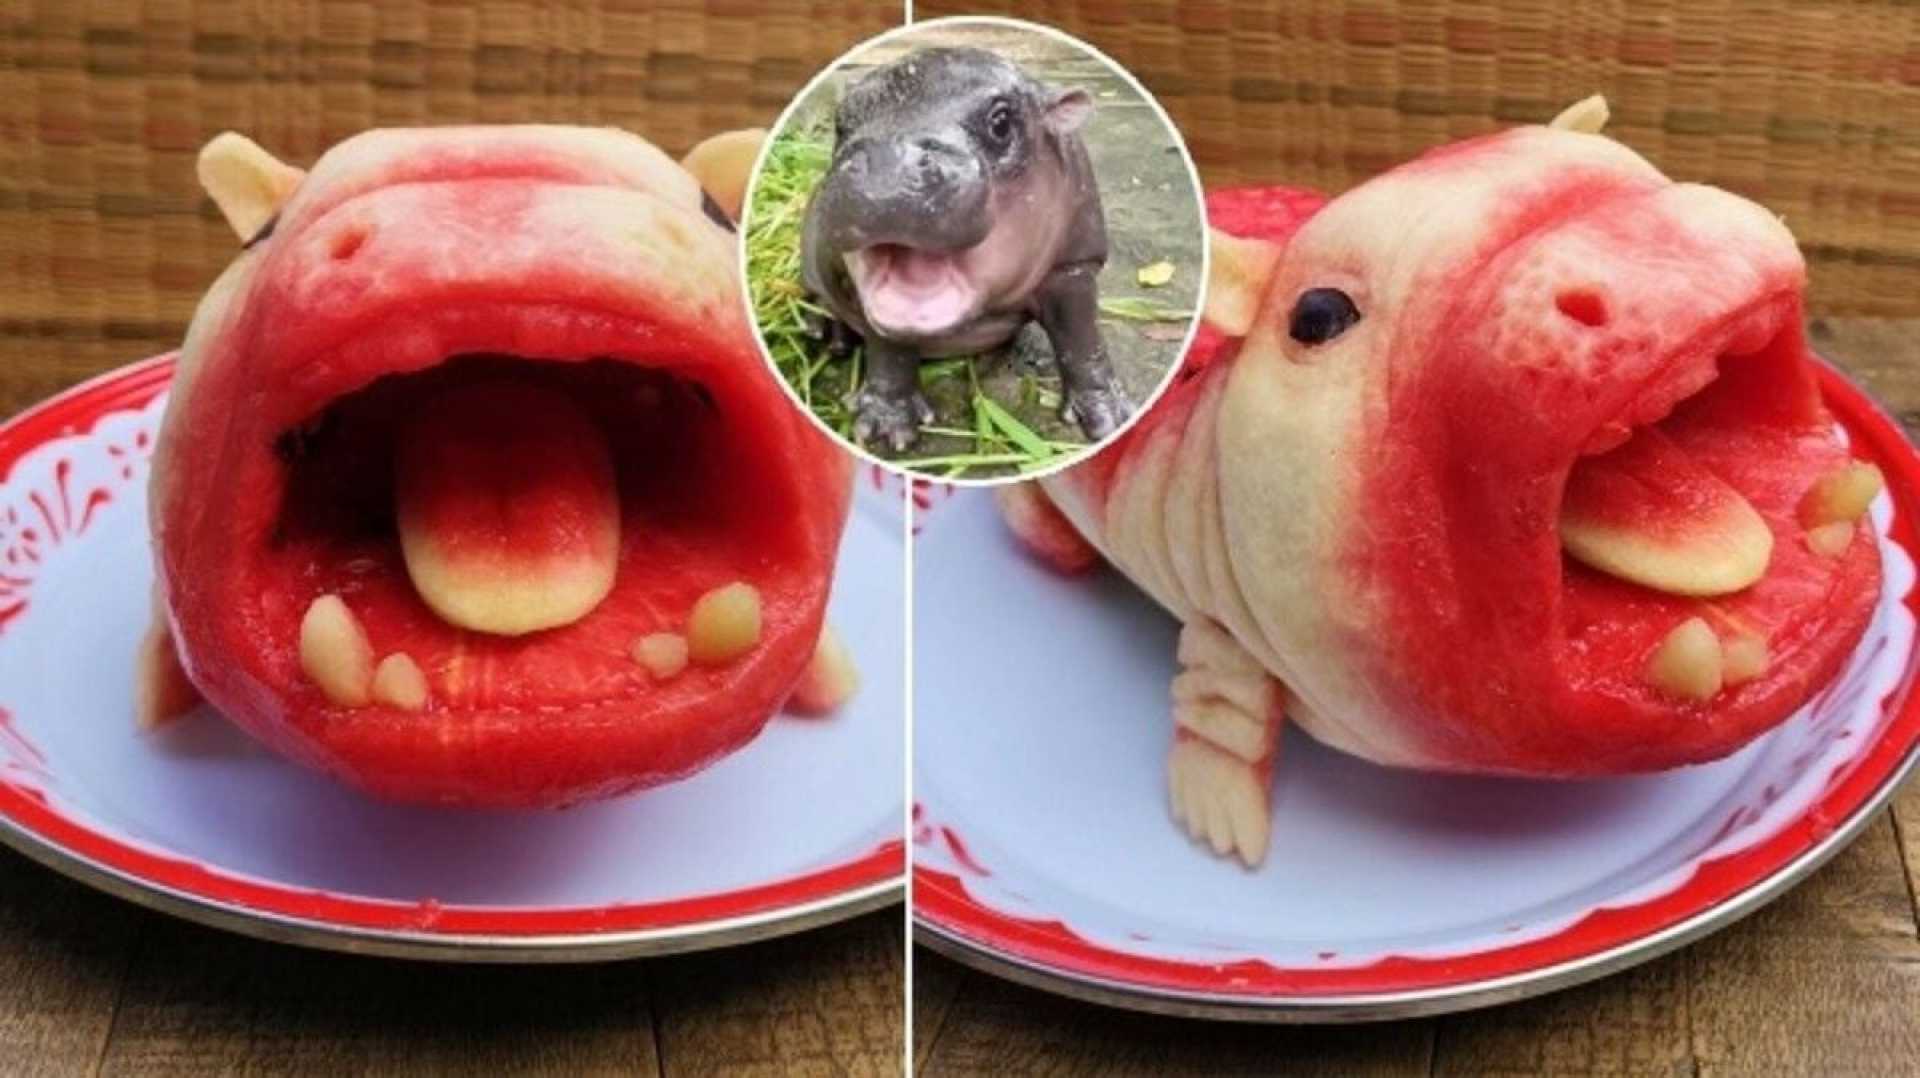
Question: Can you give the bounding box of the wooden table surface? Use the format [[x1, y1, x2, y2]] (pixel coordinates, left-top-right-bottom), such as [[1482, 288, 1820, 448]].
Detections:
[[911, 319, 1920, 1077], [0, 848, 903, 1076]]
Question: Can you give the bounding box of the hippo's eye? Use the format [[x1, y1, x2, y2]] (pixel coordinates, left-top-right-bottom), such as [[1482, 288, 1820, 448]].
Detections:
[[985, 101, 1015, 144], [1288, 288, 1360, 345]]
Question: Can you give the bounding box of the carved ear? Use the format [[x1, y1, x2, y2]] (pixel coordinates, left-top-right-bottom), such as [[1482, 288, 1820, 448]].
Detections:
[[1548, 94, 1610, 134], [197, 133, 305, 242], [1044, 87, 1094, 136], [680, 128, 767, 223], [1203, 228, 1283, 337]]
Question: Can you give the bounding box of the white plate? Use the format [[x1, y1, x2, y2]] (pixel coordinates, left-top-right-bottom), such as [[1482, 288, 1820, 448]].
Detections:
[[912, 365, 1920, 1019], [0, 357, 904, 960]]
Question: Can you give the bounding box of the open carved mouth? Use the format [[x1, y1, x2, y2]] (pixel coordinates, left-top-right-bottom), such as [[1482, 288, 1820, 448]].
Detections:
[[212, 303, 842, 801], [1552, 295, 1881, 740], [846, 243, 981, 338], [151, 126, 860, 807], [268, 351, 797, 706]]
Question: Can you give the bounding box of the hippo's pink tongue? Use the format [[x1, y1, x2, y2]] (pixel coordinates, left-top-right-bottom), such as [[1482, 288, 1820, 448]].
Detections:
[[852, 244, 977, 336], [894, 248, 952, 286]]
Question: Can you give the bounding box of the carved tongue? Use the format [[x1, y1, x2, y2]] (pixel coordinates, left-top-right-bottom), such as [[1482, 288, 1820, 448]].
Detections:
[[395, 380, 620, 636], [1560, 424, 1773, 597]]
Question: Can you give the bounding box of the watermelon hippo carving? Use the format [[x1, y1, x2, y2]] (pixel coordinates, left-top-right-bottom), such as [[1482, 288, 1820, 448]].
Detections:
[[999, 98, 1885, 866], [137, 125, 859, 806]]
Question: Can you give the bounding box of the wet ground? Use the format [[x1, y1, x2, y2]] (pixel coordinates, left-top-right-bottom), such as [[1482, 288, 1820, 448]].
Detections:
[[746, 24, 1204, 480]]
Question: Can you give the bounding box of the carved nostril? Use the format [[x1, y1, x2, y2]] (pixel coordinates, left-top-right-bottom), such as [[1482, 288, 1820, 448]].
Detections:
[[330, 227, 368, 261], [1556, 289, 1608, 327]]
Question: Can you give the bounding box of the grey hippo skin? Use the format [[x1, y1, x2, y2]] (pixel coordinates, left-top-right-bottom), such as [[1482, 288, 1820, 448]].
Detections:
[[801, 46, 1128, 453]]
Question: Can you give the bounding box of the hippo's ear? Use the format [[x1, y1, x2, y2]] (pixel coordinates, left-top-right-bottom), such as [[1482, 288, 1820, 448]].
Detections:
[[1203, 228, 1284, 337], [197, 133, 305, 244], [1043, 87, 1094, 136], [681, 128, 767, 224]]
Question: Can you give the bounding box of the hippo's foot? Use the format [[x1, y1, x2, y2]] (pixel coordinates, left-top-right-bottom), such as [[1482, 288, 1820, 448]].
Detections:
[[1061, 381, 1131, 442], [851, 384, 934, 454], [803, 311, 863, 360], [1166, 620, 1285, 867]]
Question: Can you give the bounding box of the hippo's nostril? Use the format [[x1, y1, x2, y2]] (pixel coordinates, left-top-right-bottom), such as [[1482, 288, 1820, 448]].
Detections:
[[330, 227, 369, 262], [1556, 289, 1608, 327]]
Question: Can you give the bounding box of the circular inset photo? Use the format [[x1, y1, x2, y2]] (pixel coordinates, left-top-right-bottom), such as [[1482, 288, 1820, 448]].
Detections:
[[741, 16, 1206, 483]]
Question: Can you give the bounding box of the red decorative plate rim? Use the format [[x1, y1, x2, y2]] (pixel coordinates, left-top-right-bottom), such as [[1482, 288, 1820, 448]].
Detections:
[[912, 359, 1920, 1012], [0, 356, 903, 957]]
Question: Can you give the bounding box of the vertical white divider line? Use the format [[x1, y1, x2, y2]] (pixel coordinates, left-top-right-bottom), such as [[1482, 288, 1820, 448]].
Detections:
[[901, 472, 917, 1074]]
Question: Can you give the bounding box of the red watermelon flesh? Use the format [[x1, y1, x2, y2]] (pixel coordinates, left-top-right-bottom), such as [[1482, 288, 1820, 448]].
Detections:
[[1356, 155, 1882, 774], [1551, 323, 1880, 766], [152, 128, 851, 806]]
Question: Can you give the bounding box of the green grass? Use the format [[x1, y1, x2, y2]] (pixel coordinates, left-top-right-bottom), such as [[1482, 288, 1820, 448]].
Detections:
[[744, 117, 857, 437], [742, 116, 1084, 482]]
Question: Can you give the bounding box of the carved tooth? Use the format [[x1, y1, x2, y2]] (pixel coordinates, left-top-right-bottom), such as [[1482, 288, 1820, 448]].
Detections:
[[687, 582, 762, 665], [632, 632, 690, 680], [788, 625, 859, 715], [1646, 616, 1723, 702], [1722, 633, 1769, 687], [371, 653, 428, 711], [1799, 462, 1883, 528], [1806, 520, 1856, 559], [299, 595, 373, 707]]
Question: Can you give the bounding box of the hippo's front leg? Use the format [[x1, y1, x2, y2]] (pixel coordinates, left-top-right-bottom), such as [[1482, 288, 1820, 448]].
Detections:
[[851, 337, 934, 453], [1167, 620, 1286, 867], [1035, 262, 1130, 441], [803, 305, 863, 360]]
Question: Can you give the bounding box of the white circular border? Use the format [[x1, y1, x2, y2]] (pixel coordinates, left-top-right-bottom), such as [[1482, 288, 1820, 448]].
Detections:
[[734, 13, 1212, 488]]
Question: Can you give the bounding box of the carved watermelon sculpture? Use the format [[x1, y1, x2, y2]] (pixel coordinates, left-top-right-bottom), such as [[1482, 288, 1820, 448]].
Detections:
[[140, 125, 856, 807], [1001, 98, 1884, 866]]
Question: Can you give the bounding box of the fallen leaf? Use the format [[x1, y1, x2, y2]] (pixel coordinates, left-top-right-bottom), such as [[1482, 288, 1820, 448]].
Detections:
[[1136, 260, 1176, 287]]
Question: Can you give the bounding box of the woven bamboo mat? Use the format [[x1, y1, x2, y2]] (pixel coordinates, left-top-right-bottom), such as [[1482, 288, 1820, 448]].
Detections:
[[0, 0, 897, 394], [918, 0, 1920, 319]]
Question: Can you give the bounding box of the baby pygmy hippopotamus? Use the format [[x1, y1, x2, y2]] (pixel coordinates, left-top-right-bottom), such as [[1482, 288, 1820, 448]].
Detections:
[[802, 46, 1128, 452]]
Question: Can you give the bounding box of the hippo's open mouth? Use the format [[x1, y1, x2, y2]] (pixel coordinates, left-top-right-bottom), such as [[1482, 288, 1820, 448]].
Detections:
[[256, 341, 823, 728], [1552, 295, 1880, 721], [846, 243, 982, 338]]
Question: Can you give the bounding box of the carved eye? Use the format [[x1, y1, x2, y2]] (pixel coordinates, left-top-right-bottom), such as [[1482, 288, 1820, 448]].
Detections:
[[1288, 288, 1360, 344], [986, 101, 1015, 143]]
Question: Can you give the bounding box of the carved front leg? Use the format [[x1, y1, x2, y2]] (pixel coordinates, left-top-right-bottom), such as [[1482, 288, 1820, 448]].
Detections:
[[1166, 620, 1285, 867]]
